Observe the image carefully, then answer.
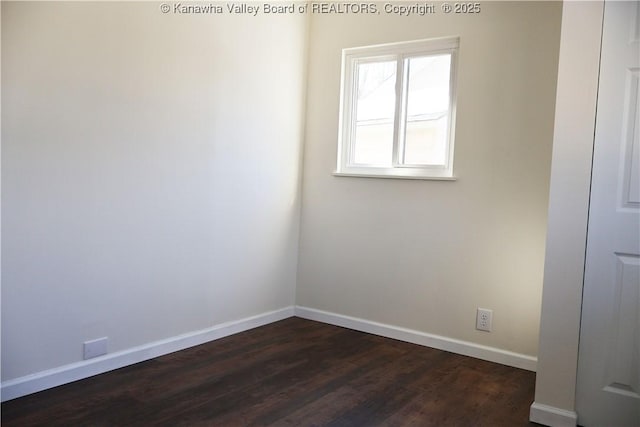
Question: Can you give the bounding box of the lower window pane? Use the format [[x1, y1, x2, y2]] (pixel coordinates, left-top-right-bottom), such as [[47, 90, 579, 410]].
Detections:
[[354, 122, 394, 165], [403, 116, 448, 165]]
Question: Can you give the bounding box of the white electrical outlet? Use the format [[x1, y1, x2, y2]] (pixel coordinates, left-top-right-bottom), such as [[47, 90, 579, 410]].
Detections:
[[83, 337, 108, 360], [476, 308, 493, 332]]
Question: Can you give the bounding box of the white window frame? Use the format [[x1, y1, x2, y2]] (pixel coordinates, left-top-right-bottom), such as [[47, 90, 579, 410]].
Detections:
[[335, 37, 459, 180]]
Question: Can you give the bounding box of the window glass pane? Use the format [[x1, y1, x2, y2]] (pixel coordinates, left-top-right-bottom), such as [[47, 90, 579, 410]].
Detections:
[[403, 54, 451, 166], [353, 60, 396, 166]]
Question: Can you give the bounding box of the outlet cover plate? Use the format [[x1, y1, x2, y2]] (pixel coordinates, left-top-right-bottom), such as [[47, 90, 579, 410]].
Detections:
[[476, 308, 493, 332], [83, 337, 108, 360]]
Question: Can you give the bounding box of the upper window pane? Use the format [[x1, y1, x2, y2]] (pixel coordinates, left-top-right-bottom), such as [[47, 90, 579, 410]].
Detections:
[[403, 54, 451, 166], [353, 60, 397, 166]]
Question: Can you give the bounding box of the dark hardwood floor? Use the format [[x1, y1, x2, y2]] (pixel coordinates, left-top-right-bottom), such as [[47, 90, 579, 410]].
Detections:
[[1, 317, 540, 426]]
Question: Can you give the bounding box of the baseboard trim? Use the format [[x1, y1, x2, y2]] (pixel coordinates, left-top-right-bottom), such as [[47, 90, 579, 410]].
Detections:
[[2, 305, 539, 402], [529, 402, 578, 427], [1, 306, 295, 402], [295, 306, 537, 372]]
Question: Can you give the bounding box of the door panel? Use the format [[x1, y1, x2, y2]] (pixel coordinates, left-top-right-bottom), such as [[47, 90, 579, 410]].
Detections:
[[576, 1, 640, 426]]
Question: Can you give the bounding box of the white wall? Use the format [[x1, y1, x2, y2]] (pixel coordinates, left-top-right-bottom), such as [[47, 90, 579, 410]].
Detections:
[[1, 2, 307, 381], [297, 1, 562, 357], [531, 2, 604, 426]]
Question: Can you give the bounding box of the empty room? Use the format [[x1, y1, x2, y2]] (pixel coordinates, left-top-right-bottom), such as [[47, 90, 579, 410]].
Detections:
[[1, 1, 638, 426]]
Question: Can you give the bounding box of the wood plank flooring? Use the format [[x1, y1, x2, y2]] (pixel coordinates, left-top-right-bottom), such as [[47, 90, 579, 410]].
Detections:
[[1, 317, 540, 426]]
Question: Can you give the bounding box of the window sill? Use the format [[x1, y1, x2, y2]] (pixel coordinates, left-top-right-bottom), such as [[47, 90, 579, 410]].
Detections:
[[332, 171, 457, 181]]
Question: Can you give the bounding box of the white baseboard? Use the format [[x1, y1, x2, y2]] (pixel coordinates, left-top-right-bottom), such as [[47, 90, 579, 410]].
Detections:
[[529, 402, 578, 427], [1, 306, 295, 402], [294, 306, 537, 372], [2, 305, 539, 402]]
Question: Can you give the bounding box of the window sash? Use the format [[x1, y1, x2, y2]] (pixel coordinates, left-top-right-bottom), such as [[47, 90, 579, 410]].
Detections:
[[337, 37, 459, 179]]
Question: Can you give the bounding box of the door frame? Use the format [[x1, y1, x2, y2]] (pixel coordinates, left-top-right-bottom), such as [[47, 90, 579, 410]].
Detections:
[[530, 1, 605, 426]]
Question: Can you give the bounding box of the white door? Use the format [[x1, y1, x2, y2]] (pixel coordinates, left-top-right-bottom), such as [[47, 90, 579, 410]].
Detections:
[[576, 1, 640, 426]]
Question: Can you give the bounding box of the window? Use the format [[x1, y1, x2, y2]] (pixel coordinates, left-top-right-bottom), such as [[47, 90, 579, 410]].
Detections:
[[335, 37, 459, 180]]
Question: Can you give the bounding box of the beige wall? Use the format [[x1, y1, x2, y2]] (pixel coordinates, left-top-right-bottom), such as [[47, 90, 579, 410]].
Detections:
[[1, 2, 306, 380], [297, 1, 562, 357]]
